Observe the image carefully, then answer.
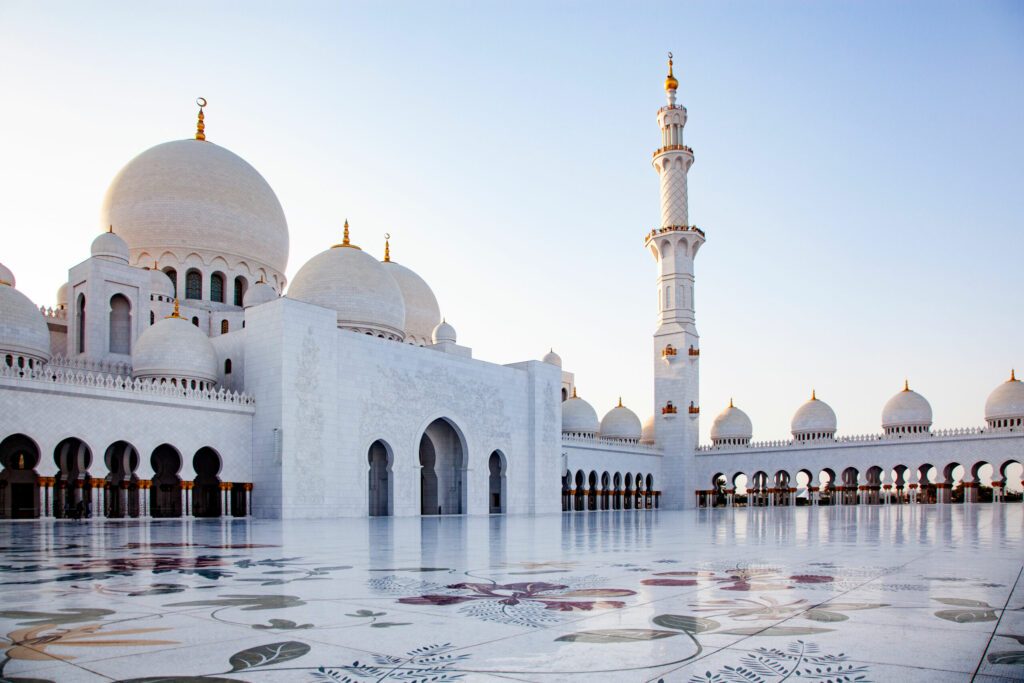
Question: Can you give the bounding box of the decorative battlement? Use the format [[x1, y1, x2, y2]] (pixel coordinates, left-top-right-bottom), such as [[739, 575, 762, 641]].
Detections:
[[696, 426, 1013, 453], [48, 354, 132, 378], [0, 361, 254, 408], [645, 225, 705, 243], [652, 144, 693, 158], [561, 433, 661, 454], [40, 306, 67, 322], [658, 104, 686, 113]]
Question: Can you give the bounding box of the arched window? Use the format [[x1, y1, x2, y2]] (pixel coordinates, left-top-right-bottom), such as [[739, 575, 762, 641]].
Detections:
[[76, 293, 86, 353], [150, 311, 155, 325], [185, 270, 202, 300], [108, 294, 132, 354], [191, 316, 199, 327], [164, 268, 178, 298], [224, 359, 232, 374], [220, 319, 229, 334], [233, 277, 246, 306], [210, 273, 225, 303]]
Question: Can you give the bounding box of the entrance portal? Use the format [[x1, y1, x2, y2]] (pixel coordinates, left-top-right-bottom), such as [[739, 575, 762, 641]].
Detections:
[[368, 440, 392, 516], [419, 418, 466, 515]]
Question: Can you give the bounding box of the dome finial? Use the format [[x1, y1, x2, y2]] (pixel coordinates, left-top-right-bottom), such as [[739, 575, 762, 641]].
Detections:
[[572, 386, 578, 398], [195, 97, 207, 141], [383, 232, 391, 262], [664, 51, 678, 91], [1012, 369, 1017, 382], [332, 218, 362, 250], [903, 378, 910, 392], [618, 396, 623, 408], [108, 224, 113, 233], [168, 298, 182, 319], [729, 397, 734, 408], [811, 388, 817, 401]]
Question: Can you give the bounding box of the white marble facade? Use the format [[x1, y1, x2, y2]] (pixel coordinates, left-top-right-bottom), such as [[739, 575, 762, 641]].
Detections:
[[0, 67, 1021, 522]]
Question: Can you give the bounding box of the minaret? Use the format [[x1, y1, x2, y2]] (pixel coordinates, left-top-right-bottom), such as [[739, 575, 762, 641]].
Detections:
[[645, 54, 704, 509]]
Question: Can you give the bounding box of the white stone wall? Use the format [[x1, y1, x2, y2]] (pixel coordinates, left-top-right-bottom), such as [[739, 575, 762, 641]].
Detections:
[[563, 438, 663, 490]]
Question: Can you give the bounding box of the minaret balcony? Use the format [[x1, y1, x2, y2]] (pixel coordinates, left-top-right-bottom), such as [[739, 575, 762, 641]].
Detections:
[[644, 224, 706, 247], [658, 104, 687, 113], [661, 401, 678, 418], [652, 144, 693, 159], [688, 345, 700, 357], [661, 345, 679, 364], [688, 401, 700, 416]]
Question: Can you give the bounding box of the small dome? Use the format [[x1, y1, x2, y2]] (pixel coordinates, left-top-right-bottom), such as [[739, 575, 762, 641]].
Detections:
[[288, 237, 405, 340], [91, 229, 130, 263], [101, 139, 289, 275], [149, 269, 175, 299], [640, 415, 655, 444], [383, 260, 440, 344], [432, 319, 456, 344], [562, 390, 599, 435], [542, 349, 562, 367], [711, 400, 753, 443], [791, 392, 837, 437], [0, 283, 51, 363], [0, 262, 14, 288], [985, 370, 1024, 424], [132, 309, 218, 385], [56, 282, 69, 309], [243, 280, 277, 308], [882, 381, 933, 431], [600, 400, 643, 442]]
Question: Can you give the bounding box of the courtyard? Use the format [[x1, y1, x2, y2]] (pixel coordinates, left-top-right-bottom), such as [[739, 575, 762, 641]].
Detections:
[[0, 506, 1020, 682]]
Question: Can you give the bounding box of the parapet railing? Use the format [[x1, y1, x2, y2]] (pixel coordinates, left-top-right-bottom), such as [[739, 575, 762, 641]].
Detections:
[[562, 433, 661, 453], [696, 426, 1001, 453], [0, 362, 255, 407], [40, 306, 67, 321]]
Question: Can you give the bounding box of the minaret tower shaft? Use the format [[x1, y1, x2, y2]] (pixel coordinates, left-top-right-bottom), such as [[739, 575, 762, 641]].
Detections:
[[645, 54, 704, 509]]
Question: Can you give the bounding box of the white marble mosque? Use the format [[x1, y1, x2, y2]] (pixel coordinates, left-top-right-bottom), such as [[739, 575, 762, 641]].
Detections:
[[0, 57, 1021, 525]]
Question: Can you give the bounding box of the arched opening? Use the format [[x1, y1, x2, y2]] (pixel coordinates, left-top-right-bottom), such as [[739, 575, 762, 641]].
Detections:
[[773, 470, 791, 506], [0, 434, 40, 518], [795, 470, 813, 505], [645, 473, 654, 508], [634, 472, 645, 509], [970, 462, 993, 503], [185, 269, 202, 300], [919, 463, 936, 504], [943, 463, 964, 504], [103, 441, 139, 518], [210, 272, 225, 303], [613, 472, 622, 509], [192, 447, 222, 517], [731, 473, 748, 506], [818, 469, 836, 505], [624, 473, 634, 510], [865, 466, 884, 505], [561, 387, 568, 402], [54, 437, 92, 518], [163, 267, 178, 297], [587, 471, 597, 510], [601, 472, 611, 510], [488, 451, 506, 513], [220, 320, 229, 334], [561, 470, 570, 511], [418, 418, 466, 515], [999, 460, 1023, 500], [150, 444, 182, 518], [711, 473, 726, 507], [191, 316, 199, 327], [233, 276, 247, 307], [108, 294, 132, 354], [368, 440, 392, 516], [841, 467, 860, 505], [574, 470, 585, 511], [76, 293, 86, 353]]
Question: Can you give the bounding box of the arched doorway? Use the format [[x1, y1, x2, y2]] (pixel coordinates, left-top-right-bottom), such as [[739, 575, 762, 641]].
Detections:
[[54, 437, 92, 518], [419, 418, 466, 515], [574, 470, 585, 511], [488, 451, 506, 514], [151, 445, 182, 518], [104, 441, 139, 518], [108, 294, 132, 355], [0, 434, 40, 518], [588, 471, 598, 511], [192, 447, 222, 517], [624, 473, 634, 510], [368, 440, 392, 516], [613, 472, 622, 510]]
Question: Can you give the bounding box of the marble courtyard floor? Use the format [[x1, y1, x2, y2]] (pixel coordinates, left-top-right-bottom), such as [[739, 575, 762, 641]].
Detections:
[[0, 507, 1021, 682]]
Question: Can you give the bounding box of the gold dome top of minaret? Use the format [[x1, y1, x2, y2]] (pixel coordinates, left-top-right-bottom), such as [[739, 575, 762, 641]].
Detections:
[[664, 52, 678, 92]]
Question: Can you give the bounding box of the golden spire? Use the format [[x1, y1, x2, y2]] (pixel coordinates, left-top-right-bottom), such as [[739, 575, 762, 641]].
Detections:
[[664, 51, 678, 91], [1012, 369, 1017, 382], [729, 397, 734, 408], [332, 219, 362, 250], [153, 260, 159, 270], [108, 224, 113, 233], [572, 386, 578, 399], [195, 97, 207, 141], [384, 232, 391, 262], [903, 379, 910, 392], [811, 389, 817, 401], [618, 396, 623, 408], [168, 298, 182, 319]]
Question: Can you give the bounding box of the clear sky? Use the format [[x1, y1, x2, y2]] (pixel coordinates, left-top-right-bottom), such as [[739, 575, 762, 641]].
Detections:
[[1, 1, 1021, 443]]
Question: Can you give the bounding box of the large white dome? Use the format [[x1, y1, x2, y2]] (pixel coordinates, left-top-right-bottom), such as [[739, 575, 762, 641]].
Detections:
[[882, 382, 932, 431], [382, 259, 440, 344], [101, 139, 289, 275], [562, 391, 599, 435], [600, 400, 643, 442], [985, 371, 1024, 424], [132, 311, 218, 385], [791, 392, 837, 438], [288, 238, 406, 340], [711, 400, 753, 444], [0, 282, 51, 363]]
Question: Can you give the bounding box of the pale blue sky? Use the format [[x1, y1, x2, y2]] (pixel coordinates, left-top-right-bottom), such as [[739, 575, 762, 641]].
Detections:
[[1, 1, 1021, 441]]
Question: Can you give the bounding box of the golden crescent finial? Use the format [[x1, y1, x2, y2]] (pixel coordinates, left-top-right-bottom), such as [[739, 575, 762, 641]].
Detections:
[[195, 97, 207, 141], [664, 52, 679, 91], [383, 233, 391, 262]]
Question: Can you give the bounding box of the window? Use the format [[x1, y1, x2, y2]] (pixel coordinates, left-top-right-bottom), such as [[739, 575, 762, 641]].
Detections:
[[234, 277, 246, 306], [210, 273, 225, 303], [185, 270, 202, 300], [76, 294, 86, 353], [108, 294, 131, 354], [220, 319, 229, 334], [191, 316, 199, 327], [150, 311, 155, 325], [225, 359, 232, 374], [163, 268, 178, 298]]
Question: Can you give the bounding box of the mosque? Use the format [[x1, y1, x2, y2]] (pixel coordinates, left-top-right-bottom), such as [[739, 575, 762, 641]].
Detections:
[[0, 60, 1021, 520]]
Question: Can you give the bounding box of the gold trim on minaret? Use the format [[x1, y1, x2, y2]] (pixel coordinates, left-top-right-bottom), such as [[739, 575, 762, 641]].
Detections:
[[664, 52, 678, 91], [195, 97, 207, 141]]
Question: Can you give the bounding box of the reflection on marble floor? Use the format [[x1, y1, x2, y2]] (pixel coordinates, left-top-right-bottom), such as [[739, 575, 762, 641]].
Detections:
[[0, 506, 1021, 682]]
